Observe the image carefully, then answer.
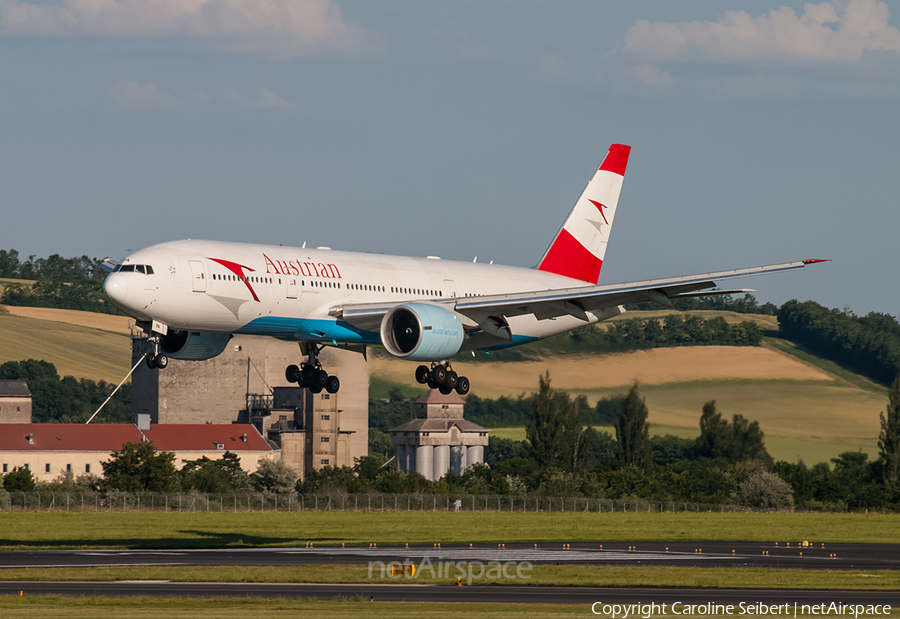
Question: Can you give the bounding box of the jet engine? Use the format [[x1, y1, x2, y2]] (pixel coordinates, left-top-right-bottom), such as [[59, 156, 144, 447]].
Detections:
[[380, 303, 465, 361], [159, 330, 231, 361]]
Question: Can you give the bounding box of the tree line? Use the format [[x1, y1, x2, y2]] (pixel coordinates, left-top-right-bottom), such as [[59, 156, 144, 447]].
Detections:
[[0, 442, 299, 495], [0, 249, 118, 314], [364, 375, 900, 511], [0, 360, 130, 423]]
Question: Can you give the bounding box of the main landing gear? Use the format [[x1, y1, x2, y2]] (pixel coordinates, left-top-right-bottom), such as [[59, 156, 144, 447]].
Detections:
[[416, 362, 469, 396], [285, 343, 340, 394]]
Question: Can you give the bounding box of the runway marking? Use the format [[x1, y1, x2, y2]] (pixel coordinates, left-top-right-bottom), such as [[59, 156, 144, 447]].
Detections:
[[280, 547, 739, 562]]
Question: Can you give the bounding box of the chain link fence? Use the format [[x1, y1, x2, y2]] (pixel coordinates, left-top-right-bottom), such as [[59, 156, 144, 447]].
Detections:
[[0, 490, 748, 513]]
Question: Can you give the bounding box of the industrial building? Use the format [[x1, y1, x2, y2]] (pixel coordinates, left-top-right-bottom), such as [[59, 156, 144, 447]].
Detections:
[[130, 334, 369, 480], [390, 390, 489, 481]]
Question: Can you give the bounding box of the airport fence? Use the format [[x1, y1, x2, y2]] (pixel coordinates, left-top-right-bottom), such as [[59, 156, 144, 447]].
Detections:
[[0, 490, 748, 513]]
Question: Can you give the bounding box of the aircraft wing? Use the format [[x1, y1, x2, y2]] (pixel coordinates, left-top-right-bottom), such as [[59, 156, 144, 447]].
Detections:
[[330, 259, 826, 334]]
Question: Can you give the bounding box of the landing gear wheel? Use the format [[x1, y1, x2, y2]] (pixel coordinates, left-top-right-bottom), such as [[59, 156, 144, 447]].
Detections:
[[431, 365, 447, 385], [438, 383, 453, 395], [446, 371, 458, 390], [310, 384, 323, 394], [301, 364, 318, 386], [155, 354, 168, 369], [426, 379, 438, 390], [313, 369, 328, 390], [455, 376, 470, 395], [286, 364, 301, 383], [415, 365, 430, 384], [146, 354, 157, 369], [325, 375, 340, 394]]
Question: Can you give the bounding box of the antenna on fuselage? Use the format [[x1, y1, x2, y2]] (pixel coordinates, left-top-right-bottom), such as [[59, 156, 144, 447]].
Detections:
[[473, 256, 477, 263], [302, 242, 307, 249]]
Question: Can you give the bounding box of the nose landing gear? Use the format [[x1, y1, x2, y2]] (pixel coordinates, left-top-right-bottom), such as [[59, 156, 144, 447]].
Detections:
[[286, 343, 340, 394], [145, 336, 168, 370], [416, 362, 469, 396]]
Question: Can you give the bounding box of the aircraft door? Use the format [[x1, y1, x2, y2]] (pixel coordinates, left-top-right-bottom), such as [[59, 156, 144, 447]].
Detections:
[[443, 279, 457, 298], [287, 277, 298, 299], [189, 260, 207, 293]]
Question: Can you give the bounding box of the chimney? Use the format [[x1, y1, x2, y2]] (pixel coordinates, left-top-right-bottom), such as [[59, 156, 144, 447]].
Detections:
[[26, 433, 34, 444], [241, 433, 248, 444]]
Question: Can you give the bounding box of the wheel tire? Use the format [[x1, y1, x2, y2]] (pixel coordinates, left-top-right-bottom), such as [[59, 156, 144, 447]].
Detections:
[[455, 376, 470, 395], [301, 364, 317, 385], [415, 365, 430, 384], [432, 365, 447, 385], [146, 354, 157, 369], [438, 383, 453, 395], [309, 385, 323, 394], [285, 364, 300, 383], [155, 355, 168, 369], [314, 369, 328, 389], [446, 371, 458, 389], [426, 379, 438, 390], [325, 375, 340, 394]]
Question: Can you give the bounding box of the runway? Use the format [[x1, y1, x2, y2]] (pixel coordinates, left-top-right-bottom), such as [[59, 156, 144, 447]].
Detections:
[[1, 581, 899, 605], [1, 541, 897, 571], [1, 541, 897, 604]]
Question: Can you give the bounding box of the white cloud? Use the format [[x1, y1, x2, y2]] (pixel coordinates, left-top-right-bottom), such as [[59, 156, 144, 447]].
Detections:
[[225, 87, 292, 110], [109, 79, 178, 110], [0, 0, 378, 59], [624, 0, 900, 64]]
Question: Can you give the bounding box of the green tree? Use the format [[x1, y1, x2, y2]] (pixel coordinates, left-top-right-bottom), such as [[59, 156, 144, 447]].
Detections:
[[735, 471, 794, 510], [181, 453, 250, 493], [368, 428, 394, 458], [2, 466, 35, 492], [525, 372, 581, 471], [101, 442, 179, 492], [251, 459, 298, 493], [695, 400, 770, 464], [878, 377, 900, 489], [614, 384, 650, 469]]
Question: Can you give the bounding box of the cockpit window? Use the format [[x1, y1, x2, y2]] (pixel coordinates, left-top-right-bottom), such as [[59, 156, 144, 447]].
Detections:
[[117, 264, 154, 274]]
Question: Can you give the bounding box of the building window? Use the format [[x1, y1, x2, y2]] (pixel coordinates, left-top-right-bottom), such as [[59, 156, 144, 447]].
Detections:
[[2, 464, 7, 473], [66, 464, 72, 472], [24, 463, 30, 470], [85, 464, 91, 474], [321, 436, 330, 443], [45, 463, 51, 473], [320, 459, 330, 465], [321, 414, 330, 421], [321, 394, 330, 400], [279, 415, 288, 421]]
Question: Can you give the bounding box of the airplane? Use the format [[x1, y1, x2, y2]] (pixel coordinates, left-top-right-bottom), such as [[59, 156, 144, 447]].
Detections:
[[102, 144, 825, 396]]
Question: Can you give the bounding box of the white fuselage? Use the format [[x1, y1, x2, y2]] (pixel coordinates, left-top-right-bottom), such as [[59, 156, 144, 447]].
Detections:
[[104, 239, 601, 350]]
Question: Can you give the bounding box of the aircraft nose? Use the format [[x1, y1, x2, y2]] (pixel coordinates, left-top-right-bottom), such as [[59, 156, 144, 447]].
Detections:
[[104, 273, 128, 308]]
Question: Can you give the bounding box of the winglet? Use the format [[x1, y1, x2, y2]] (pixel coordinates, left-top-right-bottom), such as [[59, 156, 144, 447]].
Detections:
[[802, 259, 830, 264]]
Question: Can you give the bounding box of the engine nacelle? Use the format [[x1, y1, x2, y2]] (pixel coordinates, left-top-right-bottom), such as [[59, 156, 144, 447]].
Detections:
[[380, 303, 465, 361], [159, 330, 231, 361]]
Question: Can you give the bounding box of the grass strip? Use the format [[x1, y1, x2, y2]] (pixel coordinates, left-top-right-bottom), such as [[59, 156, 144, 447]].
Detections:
[[0, 512, 898, 550], [0, 597, 587, 619], [1, 565, 899, 591]]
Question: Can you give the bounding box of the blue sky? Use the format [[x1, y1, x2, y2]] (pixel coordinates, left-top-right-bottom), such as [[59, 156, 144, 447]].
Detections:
[[2, 0, 898, 314]]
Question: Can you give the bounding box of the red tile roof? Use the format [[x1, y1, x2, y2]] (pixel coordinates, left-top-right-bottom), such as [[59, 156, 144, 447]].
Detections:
[[0, 423, 271, 453], [141, 424, 270, 452], [0, 424, 141, 452]]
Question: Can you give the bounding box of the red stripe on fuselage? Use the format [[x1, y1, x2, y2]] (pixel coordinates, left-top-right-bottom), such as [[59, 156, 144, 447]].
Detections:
[[598, 144, 631, 176], [208, 257, 260, 302], [537, 229, 602, 284]]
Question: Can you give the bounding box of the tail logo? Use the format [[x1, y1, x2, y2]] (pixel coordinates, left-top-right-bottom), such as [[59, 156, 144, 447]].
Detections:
[[588, 199, 609, 226]]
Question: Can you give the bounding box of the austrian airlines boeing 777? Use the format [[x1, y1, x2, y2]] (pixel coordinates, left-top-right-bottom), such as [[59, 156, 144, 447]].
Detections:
[[103, 144, 824, 396]]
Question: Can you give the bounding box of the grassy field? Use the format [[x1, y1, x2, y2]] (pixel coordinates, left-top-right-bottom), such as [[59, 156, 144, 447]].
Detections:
[[0, 307, 131, 383], [0, 512, 897, 549], [0, 598, 595, 619]]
